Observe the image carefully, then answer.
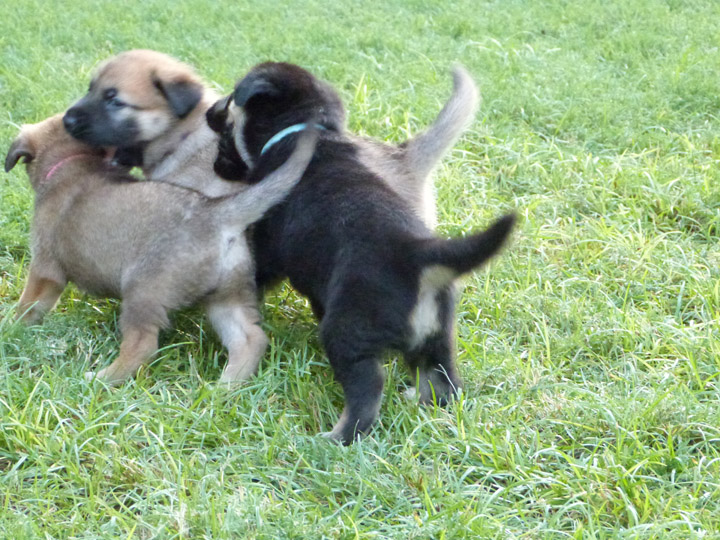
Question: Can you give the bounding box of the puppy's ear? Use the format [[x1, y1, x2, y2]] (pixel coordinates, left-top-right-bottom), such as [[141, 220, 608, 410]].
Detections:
[[233, 74, 281, 108], [206, 95, 232, 133], [5, 133, 35, 172], [152, 74, 204, 119]]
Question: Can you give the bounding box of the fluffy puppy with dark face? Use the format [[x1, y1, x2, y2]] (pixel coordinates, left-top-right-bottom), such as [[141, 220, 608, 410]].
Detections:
[[208, 62, 515, 444], [62, 49, 250, 197]]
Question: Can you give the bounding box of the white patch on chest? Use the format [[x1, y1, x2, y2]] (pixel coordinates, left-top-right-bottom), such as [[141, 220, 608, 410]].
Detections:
[[408, 265, 455, 349]]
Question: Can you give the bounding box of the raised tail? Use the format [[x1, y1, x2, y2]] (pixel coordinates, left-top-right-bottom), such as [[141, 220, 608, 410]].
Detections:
[[403, 65, 479, 180], [414, 213, 515, 280], [215, 128, 318, 228]]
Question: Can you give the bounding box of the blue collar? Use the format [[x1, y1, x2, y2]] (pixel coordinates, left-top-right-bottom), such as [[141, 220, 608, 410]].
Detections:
[[260, 123, 326, 156]]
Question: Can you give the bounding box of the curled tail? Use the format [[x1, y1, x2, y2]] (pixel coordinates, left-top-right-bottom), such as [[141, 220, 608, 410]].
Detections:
[[216, 128, 318, 228], [403, 65, 479, 180], [414, 213, 515, 280]]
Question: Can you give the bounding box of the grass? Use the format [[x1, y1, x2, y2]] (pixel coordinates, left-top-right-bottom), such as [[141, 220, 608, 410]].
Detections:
[[2, 0, 720, 537]]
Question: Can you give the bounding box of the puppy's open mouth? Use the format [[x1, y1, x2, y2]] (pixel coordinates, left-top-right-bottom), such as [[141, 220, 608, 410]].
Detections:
[[102, 144, 146, 169]]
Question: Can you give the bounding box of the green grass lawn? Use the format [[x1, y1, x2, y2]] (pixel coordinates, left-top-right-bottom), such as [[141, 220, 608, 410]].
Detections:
[[2, 0, 720, 538]]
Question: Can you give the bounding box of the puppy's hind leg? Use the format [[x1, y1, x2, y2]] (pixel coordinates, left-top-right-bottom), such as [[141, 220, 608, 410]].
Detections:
[[86, 298, 165, 385], [406, 331, 462, 406], [208, 300, 268, 383], [405, 290, 462, 406], [17, 266, 66, 325], [320, 324, 385, 445]]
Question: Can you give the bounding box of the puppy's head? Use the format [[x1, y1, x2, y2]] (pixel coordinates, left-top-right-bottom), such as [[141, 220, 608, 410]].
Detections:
[[5, 114, 104, 189], [207, 62, 345, 177], [63, 49, 205, 148]]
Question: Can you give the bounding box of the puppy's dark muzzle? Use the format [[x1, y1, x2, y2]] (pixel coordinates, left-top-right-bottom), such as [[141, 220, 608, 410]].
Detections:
[[63, 107, 88, 137], [206, 95, 231, 133]]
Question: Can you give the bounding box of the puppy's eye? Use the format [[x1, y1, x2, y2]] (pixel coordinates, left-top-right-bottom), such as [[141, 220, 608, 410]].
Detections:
[[103, 88, 126, 108]]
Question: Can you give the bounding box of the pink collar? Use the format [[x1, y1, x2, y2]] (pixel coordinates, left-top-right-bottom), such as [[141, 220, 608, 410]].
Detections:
[[43, 153, 95, 183]]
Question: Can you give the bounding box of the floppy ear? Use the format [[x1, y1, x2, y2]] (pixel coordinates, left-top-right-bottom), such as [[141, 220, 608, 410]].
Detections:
[[233, 74, 281, 108], [5, 134, 35, 172], [152, 74, 204, 119]]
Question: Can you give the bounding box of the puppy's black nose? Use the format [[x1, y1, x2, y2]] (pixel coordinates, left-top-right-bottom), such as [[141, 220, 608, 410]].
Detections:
[[63, 108, 83, 134]]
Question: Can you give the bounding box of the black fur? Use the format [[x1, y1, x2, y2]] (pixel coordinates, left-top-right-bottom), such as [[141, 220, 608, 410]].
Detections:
[[151, 76, 203, 119], [63, 95, 140, 147], [215, 127, 249, 182], [205, 98, 251, 181], [211, 62, 515, 444], [111, 143, 145, 168], [205, 95, 232, 133]]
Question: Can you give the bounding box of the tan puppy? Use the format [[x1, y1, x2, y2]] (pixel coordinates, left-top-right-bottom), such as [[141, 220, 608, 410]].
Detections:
[[63, 49, 243, 197], [5, 114, 316, 384], [63, 50, 477, 226]]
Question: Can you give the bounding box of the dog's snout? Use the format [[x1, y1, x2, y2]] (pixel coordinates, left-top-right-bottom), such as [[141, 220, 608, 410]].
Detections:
[[63, 108, 84, 134]]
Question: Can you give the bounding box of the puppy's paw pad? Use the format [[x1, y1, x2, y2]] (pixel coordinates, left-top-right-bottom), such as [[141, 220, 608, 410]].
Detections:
[[403, 387, 418, 400], [84, 371, 98, 382]]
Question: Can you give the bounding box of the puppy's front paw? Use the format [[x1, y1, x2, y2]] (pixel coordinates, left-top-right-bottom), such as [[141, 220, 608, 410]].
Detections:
[[16, 309, 43, 326], [403, 387, 418, 400], [218, 367, 256, 384], [85, 367, 126, 386], [319, 422, 363, 446]]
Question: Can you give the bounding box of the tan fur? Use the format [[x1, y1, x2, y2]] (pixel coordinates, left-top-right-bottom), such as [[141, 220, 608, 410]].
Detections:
[[17, 272, 65, 325], [10, 115, 316, 385], [351, 66, 479, 229], [80, 51, 477, 224], [88, 50, 244, 197]]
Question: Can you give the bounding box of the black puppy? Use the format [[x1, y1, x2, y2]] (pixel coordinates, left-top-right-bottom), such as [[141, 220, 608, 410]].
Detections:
[[207, 63, 515, 444]]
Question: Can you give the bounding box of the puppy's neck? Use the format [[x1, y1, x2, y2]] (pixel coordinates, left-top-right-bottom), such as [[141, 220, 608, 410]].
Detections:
[[44, 154, 94, 183], [142, 89, 219, 182], [31, 143, 104, 192]]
